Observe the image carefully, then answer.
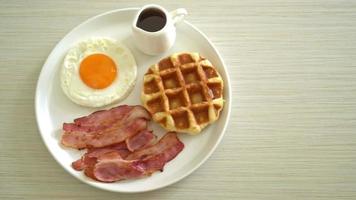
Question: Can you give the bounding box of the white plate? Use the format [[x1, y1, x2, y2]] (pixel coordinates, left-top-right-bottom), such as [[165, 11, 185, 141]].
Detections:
[[35, 8, 231, 193]]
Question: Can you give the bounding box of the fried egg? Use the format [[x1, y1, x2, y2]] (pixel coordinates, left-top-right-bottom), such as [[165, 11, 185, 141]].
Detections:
[[61, 38, 137, 107]]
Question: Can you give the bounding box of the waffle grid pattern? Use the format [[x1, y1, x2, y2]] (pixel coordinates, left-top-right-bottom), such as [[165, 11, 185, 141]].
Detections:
[[141, 52, 224, 134]]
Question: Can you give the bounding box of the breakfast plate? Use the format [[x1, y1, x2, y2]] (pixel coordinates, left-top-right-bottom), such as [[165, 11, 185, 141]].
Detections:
[[35, 7, 231, 193]]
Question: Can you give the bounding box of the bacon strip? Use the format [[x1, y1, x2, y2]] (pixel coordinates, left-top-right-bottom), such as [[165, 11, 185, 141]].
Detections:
[[92, 153, 168, 182], [93, 132, 184, 182], [126, 132, 184, 162], [61, 105, 151, 149], [73, 105, 132, 128], [72, 142, 129, 171], [72, 132, 184, 183], [84, 151, 124, 180], [92, 157, 144, 182], [72, 130, 156, 171], [126, 130, 156, 152]]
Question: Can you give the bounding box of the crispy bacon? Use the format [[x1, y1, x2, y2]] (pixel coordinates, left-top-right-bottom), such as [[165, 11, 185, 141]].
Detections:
[[61, 105, 184, 182], [126, 130, 156, 152], [73, 105, 132, 128], [71, 130, 156, 171], [92, 157, 144, 182], [92, 153, 169, 182], [126, 132, 184, 162], [61, 105, 151, 149], [72, 132, 184, 182], [71, 142, 129, 171]]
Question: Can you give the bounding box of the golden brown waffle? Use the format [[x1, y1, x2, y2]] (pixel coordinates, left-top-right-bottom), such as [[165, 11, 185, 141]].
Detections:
[[141, 52, 224, 134]]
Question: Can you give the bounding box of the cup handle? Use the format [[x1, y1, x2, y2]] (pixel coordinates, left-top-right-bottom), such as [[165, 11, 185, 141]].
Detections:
[[170, 8, 188, 25]]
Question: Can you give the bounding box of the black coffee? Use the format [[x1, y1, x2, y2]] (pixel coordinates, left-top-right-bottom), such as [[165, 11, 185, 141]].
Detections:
[[136, 8, 167, 32]]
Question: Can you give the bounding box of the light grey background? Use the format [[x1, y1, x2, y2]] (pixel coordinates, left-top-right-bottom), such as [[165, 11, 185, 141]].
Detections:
[[1, 0, 356, 199]]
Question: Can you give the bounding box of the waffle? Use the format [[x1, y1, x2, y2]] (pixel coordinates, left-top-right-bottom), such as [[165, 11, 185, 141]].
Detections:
[[141, 52, 224, 134]]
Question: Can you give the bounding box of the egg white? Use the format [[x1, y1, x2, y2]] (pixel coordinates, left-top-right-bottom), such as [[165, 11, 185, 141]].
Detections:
[[61, 38, 137, 107]]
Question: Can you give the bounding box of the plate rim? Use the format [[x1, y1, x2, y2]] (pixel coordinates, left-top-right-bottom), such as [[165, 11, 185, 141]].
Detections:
[[35, 7, 231, 193]]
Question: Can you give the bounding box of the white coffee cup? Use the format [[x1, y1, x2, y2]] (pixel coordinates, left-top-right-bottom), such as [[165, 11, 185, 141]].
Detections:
[[132, 4, 187, 55]]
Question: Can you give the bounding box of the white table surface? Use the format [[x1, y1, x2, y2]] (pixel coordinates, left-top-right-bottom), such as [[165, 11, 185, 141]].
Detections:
[[1, 0, 356, 199]]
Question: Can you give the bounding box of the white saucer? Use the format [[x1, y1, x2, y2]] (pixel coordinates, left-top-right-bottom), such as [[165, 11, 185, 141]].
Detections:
[[35, 8, 231, 193]]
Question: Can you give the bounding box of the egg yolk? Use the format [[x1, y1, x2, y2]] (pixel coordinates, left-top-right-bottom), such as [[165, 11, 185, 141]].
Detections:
[[79, 53, 117, 89]]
